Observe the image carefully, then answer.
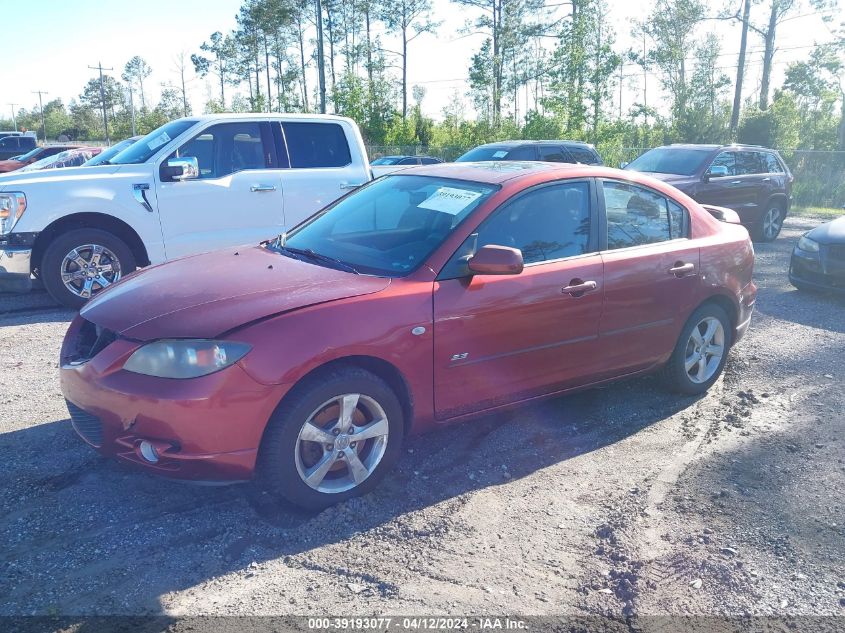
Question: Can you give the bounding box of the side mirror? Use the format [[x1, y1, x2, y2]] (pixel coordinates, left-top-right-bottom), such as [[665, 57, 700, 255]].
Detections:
[[619, 161, 629, 169], [161, 156, 199, 181], [467, 245, 524, 276], [705, 165, 729, 181]]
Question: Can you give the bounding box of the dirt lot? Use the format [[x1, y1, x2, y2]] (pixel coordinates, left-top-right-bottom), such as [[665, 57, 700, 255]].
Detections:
[[1, 216, 843, 629]]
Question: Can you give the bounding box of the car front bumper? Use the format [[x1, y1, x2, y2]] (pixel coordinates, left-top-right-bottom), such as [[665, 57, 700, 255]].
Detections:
[[59, 316, 285, 482], [789, 246, 845, 294]]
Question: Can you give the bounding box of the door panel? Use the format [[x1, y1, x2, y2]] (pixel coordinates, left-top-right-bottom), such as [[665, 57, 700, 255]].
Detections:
[[156, 121, 285, 259], [433, 256, 604, 419]]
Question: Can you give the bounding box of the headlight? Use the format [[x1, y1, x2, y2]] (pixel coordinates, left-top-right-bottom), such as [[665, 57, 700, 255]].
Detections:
[[797, 235, 819, 253], [123, 339, 251, 379], [0, 192, 26, 235]]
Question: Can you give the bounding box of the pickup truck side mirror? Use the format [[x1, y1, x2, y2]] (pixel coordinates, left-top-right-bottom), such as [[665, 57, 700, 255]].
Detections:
[[161, 157, 199, 182], [467, 245, 524, 276], [704, 165, 729, 181]]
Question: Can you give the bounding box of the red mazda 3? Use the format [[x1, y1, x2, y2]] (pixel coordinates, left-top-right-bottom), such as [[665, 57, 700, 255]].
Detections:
[[60, 162, 756, 509]]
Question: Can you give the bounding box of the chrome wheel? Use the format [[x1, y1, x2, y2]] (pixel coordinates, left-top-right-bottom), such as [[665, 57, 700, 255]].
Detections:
[[762, 207, 783, 240], [294, 393, 389, 494], [60, 244, 122, 299], [684, 316, 725, 384]]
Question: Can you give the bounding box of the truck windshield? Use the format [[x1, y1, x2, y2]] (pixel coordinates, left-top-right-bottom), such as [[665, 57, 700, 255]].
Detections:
[[625, 148, 711, 176], [109, 120, 198, 165]]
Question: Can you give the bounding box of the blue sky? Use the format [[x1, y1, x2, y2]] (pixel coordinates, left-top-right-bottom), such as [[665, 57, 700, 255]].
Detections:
[[1, 0, 839, 121]]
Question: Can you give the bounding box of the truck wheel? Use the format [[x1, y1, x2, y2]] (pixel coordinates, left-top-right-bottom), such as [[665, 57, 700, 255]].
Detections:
[[41, 228, 136, 309]]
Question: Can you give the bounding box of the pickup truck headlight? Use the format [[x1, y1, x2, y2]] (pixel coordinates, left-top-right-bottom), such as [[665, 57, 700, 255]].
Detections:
[[0, 192, 26, 235], [123, 340, 251, 379], [797, 235, 819, 253]]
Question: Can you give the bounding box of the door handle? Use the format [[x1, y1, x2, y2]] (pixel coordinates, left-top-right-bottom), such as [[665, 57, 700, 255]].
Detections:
[[250, 184, 277, 192], [730, 180, 742, 185], [669, 262, 695, 277], [340, 182, 366, 190], [762, 177, 771, 182], [561, 280, 598, 296]]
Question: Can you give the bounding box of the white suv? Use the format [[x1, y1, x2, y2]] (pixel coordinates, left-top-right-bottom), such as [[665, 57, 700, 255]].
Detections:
[[0, 113, 371, 308]]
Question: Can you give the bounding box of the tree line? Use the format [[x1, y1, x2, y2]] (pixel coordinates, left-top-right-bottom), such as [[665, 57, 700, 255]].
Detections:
[[2, 0, 844, 155]]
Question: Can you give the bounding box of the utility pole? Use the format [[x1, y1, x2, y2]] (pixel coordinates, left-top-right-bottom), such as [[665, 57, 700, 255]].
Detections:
[[618, 61, 623, 120], [31, 91, 48, 141], [7, 104, 17, 131], [730, 0, 751, 136], [88, 62, 113, 144], [642, 32, 648, 125], [315, 0, 327, 114]]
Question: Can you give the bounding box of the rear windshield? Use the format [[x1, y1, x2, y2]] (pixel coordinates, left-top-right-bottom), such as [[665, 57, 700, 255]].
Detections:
[[456, 146, 535, 162], [625, 148, 711, 176]]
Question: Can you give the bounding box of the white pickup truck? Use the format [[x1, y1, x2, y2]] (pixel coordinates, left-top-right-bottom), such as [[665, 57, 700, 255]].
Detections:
[[0, 113, 372, 308]]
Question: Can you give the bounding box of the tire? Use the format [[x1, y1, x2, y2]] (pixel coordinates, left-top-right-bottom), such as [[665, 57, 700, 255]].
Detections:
[[256, 367, 405, 510], [660, 303, 733, 395], [753, 202, 786, 242], [41, 228, 136, 310]]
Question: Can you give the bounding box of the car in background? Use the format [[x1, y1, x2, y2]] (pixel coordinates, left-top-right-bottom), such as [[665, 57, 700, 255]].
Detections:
[[623, 144, 793, 242], [59, 161, 756, 509], [371, 155, 443, 178], [84, 137, 142, 166], [456, 140, 603, 165], [18, 148, 102, 172], [0, 134, 37, 161], [0, 145, 81, 173], [789, 212, 845, 294]]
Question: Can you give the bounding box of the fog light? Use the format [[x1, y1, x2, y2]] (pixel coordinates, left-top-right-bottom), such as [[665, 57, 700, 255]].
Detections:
[[139, 440, 159, 464]]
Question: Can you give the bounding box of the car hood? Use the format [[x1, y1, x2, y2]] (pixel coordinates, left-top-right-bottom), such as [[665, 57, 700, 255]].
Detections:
[[634, 172, 696, 187], [0, 163, 123, 187], [81, 246, 391, 340], [806, 215, 845, 245]]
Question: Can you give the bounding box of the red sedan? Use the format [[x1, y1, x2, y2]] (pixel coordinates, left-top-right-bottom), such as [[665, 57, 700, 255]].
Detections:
[[60, 162, 756, 509]]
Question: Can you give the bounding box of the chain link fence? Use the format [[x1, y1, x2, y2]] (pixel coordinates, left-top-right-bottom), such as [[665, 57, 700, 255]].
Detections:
[[367, 145, 845, 209]]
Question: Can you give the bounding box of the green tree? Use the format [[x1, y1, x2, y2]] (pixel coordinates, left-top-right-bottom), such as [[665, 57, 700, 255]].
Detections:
[[122, 56, 153, 110]]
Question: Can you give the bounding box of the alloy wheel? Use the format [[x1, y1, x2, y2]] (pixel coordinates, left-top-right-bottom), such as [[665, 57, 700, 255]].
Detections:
[[684, 316, 725, 384], [762, 207, 783, 240], [294, 393, 390, 494], [60, 244, 122, 299]]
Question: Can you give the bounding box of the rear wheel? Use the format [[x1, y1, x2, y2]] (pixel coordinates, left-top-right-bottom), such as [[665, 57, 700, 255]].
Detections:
[[257, 367, 404, 510], [754, 203, 785, 242], [661, 303, 732, 395], [41, 228, 136, 309]]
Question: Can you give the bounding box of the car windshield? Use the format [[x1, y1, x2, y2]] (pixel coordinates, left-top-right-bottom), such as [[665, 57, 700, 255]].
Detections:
[[19, 151, 71, 171], [109, 120, 198, 165], [15, 147, 44, 162], [85, 138, 136, 166], [271, 175, 498, 277], [625, 147, 711, 176], [371, 157, 401, 165]]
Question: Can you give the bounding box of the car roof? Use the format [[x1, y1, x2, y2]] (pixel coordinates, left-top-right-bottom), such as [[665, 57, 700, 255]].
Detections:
[[477, 139, 595, 148], [185, 112, 356, 125], [663, 143, 776, 152], [400, 160, 617, 184]]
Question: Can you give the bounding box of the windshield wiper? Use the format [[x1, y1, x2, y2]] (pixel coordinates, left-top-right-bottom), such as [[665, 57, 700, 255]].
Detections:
[[269, 238, 358, 274]]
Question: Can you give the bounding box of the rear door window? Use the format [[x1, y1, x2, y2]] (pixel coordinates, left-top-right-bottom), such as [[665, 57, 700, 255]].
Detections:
[[282, 122, 352, 168], [538, 146, 568, 162], [602, 181, 676, 249], [736, 151, 764, 175], [568, 146, 601, 164]]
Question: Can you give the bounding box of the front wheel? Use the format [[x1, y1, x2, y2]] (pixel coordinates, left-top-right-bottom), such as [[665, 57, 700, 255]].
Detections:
[[41, 228, 136, 309], [257, 367, 405, 510], [661, 303, 732, 395]]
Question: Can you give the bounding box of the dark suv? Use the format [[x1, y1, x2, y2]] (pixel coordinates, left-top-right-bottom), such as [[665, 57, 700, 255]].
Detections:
[[0, 134, 37, 161], [623, 144, 793, 241], [456, 140, 603, 165]]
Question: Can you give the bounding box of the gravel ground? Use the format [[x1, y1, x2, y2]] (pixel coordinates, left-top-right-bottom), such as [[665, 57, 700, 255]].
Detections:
[[1, 216, 843, 629]]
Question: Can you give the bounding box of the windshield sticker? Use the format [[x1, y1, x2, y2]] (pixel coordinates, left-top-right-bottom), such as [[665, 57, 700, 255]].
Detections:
[[492, 150, 508, 159], [418, 187, 482, 215], [147, 131, 171, 151]]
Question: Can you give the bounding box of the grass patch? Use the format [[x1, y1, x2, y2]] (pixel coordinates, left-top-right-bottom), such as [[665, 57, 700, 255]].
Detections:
[[792, 206, 844, 220]]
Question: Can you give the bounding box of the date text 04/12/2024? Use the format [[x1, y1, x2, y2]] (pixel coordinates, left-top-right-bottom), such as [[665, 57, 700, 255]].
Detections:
[[307, 617, 529, 630]]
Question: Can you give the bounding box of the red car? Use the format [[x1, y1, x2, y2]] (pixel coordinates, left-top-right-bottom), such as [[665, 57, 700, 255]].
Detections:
[[60, 162, 756, 509]]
